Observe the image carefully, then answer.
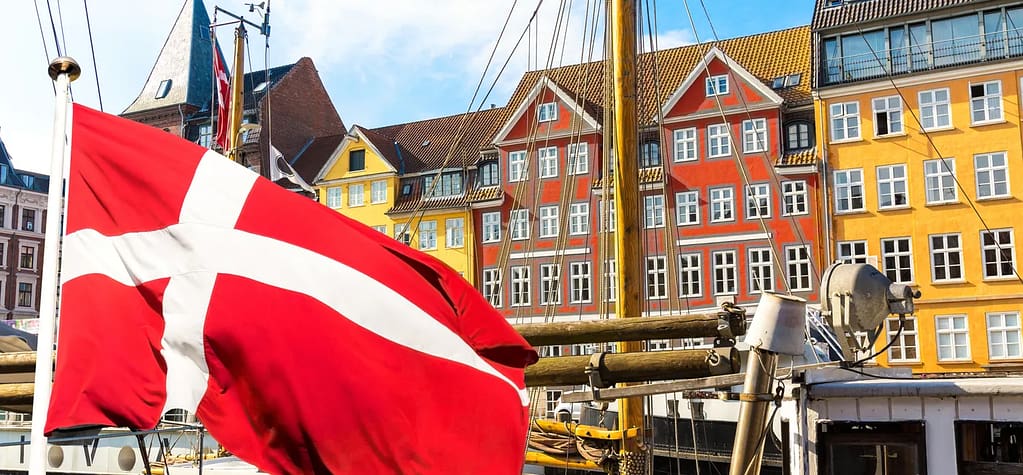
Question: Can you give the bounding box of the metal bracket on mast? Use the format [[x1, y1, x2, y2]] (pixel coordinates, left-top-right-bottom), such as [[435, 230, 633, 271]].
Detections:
[[585, 352, 609, 401]]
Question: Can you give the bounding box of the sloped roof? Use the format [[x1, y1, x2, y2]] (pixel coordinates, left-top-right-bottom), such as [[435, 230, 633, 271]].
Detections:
[[811, 0, 986, 31], [504, 25, 813, 126], [241, 63, 295, 111], [366, 107, 505, 174], [123, 0, 221, 114], [291, 134, 345, 183], [0, 137, 49, 192], [778, 147, 818, 167]]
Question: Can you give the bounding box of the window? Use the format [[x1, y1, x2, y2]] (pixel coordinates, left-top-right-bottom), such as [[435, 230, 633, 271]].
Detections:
[[646, 256, 668, 299], [445, 218, 464, 248], [20, 209, 35, 232], [786, 122, 811, 150], [742, 119, 767, 153], [155, 79, 172, 99], [537, 102, 557, 122], [881, 237, 914, 283], [885, 316, 918, 362], [970, 80, 1003, 124], [981, 228, 1015, 279], [19, 246, 34, 270], [640, 141, 661, 168], [370, 180, 387, 204], [820, 421, 926, 475], [705, 75, 728, 96], [786, 245, 812, 291], [676, 191, 700, 225], [371, 225, 387, 234], [872, 96, 903, 136], [601, 199, 616, 232], [837, 240, 868, 264], [673, 128, 697, 162], [712, 251, 737, 295], [0, 204, 6, 228], [605, 260, 617, 302], [569, 262, 592, 303], [710, 187, 734, 222], [782, 181, 808, 216], [401, 183, 412, 196], [538, 146, 558, 178], [678, 253, 702, 297], [482, 212, 501, 243], [975, 152, 1009, 199], [482, 269, 502, 307], [538, 206, 559, 238], [919, 88, 951, 130], [644, 195, 665, 228], [510, 266, 531, 307], [829, 102, 860, 141], [935, 315, 969, 361], [508, 151, 527, 182], [16, 282, 32, 308], [0, 242, 5, 267], [326, 187, 342, 208], [479, 161, 499, 186], [924, 158, 957, 204], [834, 169, 864, 212], [510, 209, 529, 240], [348, 184, 365, 207], [539, 264, 561, 305], [707, 124, 731, 158], [569, 203, 589, 235], [748, 248, 774, 294], [545, 390, 562, 419], [987, 311, 1021, 359], [197, 123, 212, 148], [349, 150, 366, 171], [876, 164, 908, 209], [930, 233, 963, 282], [419, 221, 437, 250], [567, 143, 589, 175], [394, 227, 411, 245], [423, 173, 463, 198], [745, 184, 771, 219]]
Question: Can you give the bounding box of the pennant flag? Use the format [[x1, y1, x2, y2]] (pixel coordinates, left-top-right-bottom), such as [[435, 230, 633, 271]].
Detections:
[[46, 104, 538, 475], [212, 38, 231, 150], [268, 143, 315, 194]]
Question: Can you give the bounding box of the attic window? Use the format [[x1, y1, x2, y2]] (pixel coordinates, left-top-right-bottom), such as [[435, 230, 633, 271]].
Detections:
[[401, 183, 413, 196], [421, 140, 430, 148], [155, 79, 173, 99], [537, 102, 558, 122], [253, 81, 269, 93], [772, 74, 802, 89]]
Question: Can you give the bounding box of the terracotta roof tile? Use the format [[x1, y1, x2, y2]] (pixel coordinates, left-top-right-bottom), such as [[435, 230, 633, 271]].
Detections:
[[811, 0, 984, 32], [592, 166, 665, 188], [467, 185, 503, 203], [292, 134, 344, 183], [366, 107, 505, 175], [778, 147, 818, 166]]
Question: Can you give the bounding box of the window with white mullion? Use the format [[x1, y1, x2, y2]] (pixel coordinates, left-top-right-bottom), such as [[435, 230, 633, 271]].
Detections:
[[829, 101, 860, 141], [876, 164, 908, 209], [924, 158, 957, 204], [673, 128, 697, 162], [742, 118, 768, 153], [510, 209, 530, 240], [712, 250, 737, 295], [935, 314, 970, 361], [705, 75, 728, 96], [885, 316, 919, 362], [646, 256, 668, 299], [481, 212, 501, 243], [538, 147, 559, 179], [881, 237, 914, 283], [710, 187, 734, 222], [834, 169, 864, 212], [987, 311, 1021, 359], [539, 264, 561, 306], [569, 262, 592, 304], [930, 233, 964, 282], [418, 220, 437, 250], [605, 259, 617, 302], [781, 180, 808, 216], [567, 143, 589, 175], [675, 190, 700, 225], [508, 151, 527, 182], [537, 102, 558, 122], [975, 152, 1009, 199], [981, 228, 1015, 279], [510, 265, 531, 307], [745, 184, 771, 219], [919, 88, 951, 130], [786, 245, 812, 291], [445, 218, 464, 248], [970, 80, 1003, 124], [678, 253, 702, 297], [748, 247, 774, 294], [836, 240, 868, 264], [707, 124, 731, 158], [872, 96, 903, 136], [538, 206, 558, 238], [569, 203, 589, 235], [644, 195, 665, 228], [482, 268, 502, 308]]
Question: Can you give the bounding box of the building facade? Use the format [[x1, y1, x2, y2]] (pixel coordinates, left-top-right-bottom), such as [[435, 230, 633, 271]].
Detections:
[[0, 138, 48, 322], [813, 0, 1023, 373]]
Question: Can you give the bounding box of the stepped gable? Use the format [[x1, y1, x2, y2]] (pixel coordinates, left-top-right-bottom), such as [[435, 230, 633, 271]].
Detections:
[[811, 0, 983, 30], [502, 25, 812, 127]]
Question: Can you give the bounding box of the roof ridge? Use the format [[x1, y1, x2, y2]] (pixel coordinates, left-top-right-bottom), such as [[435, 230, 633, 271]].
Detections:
[[366, 106, 505, 132]]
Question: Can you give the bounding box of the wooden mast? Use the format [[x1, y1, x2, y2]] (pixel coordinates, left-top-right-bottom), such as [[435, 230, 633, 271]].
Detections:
[[609, 0, 647, 472], [226, 24, 247, 165]]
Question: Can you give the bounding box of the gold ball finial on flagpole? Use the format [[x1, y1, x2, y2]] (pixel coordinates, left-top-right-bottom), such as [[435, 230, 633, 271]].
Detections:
[[47, 56, 82, 82]]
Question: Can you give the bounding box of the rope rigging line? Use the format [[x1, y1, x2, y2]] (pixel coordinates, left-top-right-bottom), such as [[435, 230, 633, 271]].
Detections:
[[82, 0, 104, 111], [48, 0, 66, 57], [33, 0, 56, 95]]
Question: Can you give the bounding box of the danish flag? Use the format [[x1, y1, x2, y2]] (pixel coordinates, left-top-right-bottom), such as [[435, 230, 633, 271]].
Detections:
[[45, 104, 537, 474], [212, 38, 231, 150]]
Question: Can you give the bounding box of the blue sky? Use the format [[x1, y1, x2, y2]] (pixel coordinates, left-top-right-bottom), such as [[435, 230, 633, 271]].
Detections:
[[0, 0, 814, 173]]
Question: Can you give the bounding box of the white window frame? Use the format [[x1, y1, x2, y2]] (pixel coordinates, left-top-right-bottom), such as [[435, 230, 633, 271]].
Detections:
[[676, 190, 700, 226], [786, 122, 811, 150], [745, 183, 771, 219], [418, 220, 437, 250], [833, 169, 864, 213], [371, 225, 387, 234], [970, 80, 1003, 125], [370, 180, 387, 204], [510, 209, 530, 240], [876, 164, 908, 209], [881, 237, 914, 284], [481, 212, 501, 243], [872, 95, 903, 136], [707, 124, 731, 158], [710, 186, 734, 223], [646, 256, 668, 300], [538, 102, 558, 122], [975, 152, 1010, 199], [538, 146, 558, 179], [569, 262, 592, 304], [482, 268, 502, 308], [829, 101, 860, 141], [981, 228, 1015, 279], [18, 243, 37, 271], [445, 218, 464, 248], [712, 250, 737, 295], [510, 265, 531, 307], [987, 311, 1021, 360], [678, 253, 702, 297], [508, 150, 527, 182], [935, 314, 970, 362], [929, 233, 964, 282], [569, 203, 589, 235], [673, 127, 697, 162], [836, 240, 868, 264], [919, 88, 951, 130], [781, 180, 808, 216], [326, 186, 342, 208], [539, 263, 561, 306], [748, 247, 774, 294], [742, 118, 767, 153], [538, 205, 559, 238], [644, 195, 665, 228], [567, 143, 589, 175], [348, 183, 365, 207], [605, 259, 618, 303], [705, 75, 728, 96], [885, 316, 919, 362], [786, 245, 812, 291], [924, 158, 957, 205]]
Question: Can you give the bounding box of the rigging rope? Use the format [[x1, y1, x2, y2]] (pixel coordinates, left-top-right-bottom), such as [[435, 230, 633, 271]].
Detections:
[[33, 0, 56, 95], [82, 0, 104, 111]]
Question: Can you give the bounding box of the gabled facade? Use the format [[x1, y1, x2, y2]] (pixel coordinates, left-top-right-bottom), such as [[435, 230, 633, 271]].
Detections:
[[0, 137, 49, 321], [812, 0, 1023, 373]]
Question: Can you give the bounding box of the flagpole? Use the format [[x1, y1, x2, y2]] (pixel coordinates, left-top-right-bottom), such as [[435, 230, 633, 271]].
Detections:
[[29, 56, 80, 475]]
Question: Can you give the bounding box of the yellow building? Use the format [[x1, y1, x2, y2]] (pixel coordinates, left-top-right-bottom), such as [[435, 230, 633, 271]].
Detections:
[[813, 0, 1023, 373], [314, 109, 504, 283]]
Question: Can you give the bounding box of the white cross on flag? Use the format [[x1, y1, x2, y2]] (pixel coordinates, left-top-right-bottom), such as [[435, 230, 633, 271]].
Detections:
[[45, 104, 538, 474]]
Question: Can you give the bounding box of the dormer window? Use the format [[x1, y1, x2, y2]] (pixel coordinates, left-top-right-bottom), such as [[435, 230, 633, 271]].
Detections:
[[786, 122, 812, 151], [155, 79, 172, 99], [401, 183, 413, 196], [772, 73, 802, 89], [349, 150, 366, 171], [537, 102, 558, 122], [253, 81, 269, 93], [705, 75, 728, 96], [424, 172, 464, 198], [479, 161, 499, 186]]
